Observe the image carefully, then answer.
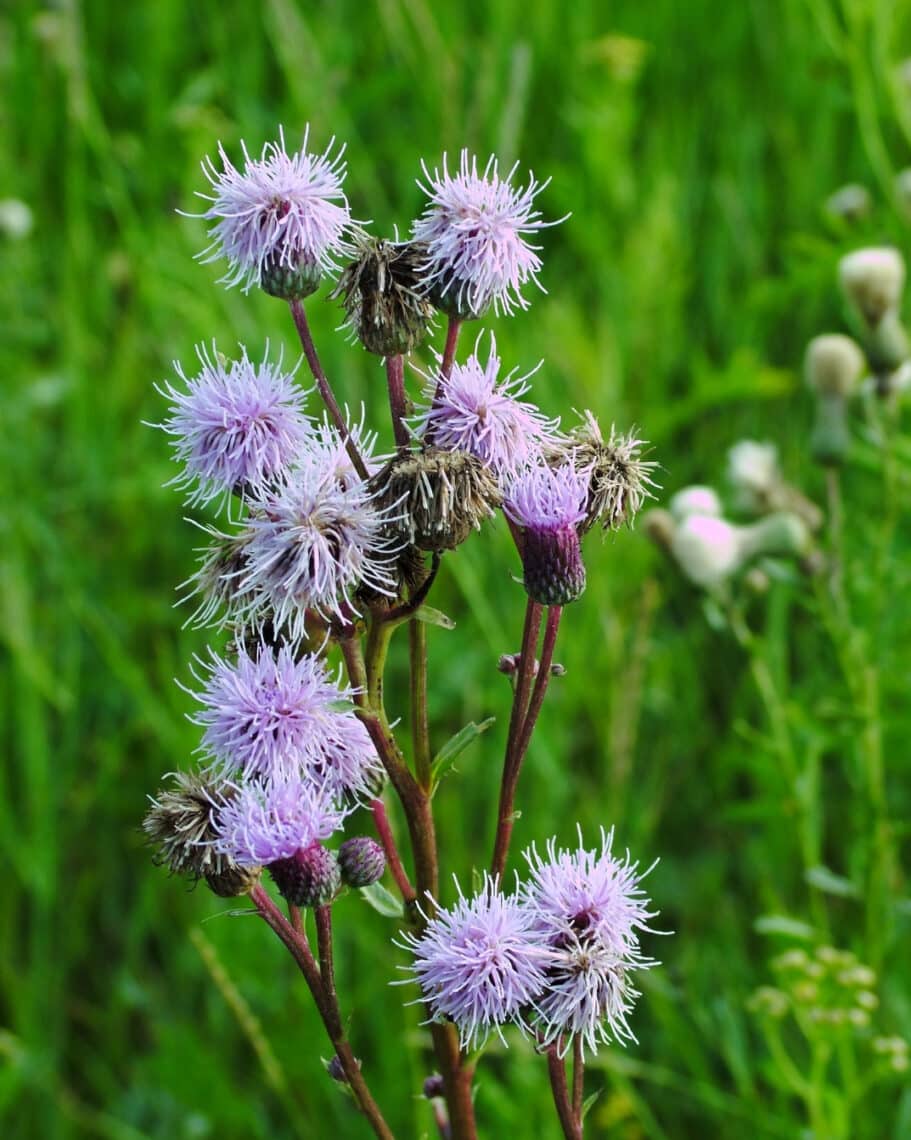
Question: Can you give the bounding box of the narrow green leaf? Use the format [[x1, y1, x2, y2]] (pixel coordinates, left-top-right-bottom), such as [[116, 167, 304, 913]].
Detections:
[[359, 882, 405, 918], [581, 1088, 603, 1121], [431, 717, 496, 784], [754, 915, 817, 940], [414, 605, 456, 630], [805, 865, 859, 898]]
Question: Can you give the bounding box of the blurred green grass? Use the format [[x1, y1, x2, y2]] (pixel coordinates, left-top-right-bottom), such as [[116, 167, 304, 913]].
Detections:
[[3, 1, 911, 1137]]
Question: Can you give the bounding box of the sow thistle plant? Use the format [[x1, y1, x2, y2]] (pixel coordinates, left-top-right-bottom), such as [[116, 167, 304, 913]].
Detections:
[[144, 126, 661, 1140]]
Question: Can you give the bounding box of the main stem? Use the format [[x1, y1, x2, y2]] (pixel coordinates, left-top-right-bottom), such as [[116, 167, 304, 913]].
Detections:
[[250, 885, 394, 1140], [288, 298, 369, 479], [547, 1045, 582, 1140]]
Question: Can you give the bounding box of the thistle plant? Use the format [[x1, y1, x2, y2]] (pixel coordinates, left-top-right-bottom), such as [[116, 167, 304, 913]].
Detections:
[[144, 126, 661, 1139]]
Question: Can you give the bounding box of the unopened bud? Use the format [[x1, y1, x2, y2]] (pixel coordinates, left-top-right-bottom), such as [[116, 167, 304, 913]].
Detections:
[[269, 843, 342, 907], [824, 183, 871, 224], [260, 252, 322, 301], [805, 334, 865, 397], [839, 247, 905, 327], [669, 485, 722, 522], [338, 837, 386, 888], [522, 525, 586, 606], [423, 1074, 446, 1099], [670, 514, 741, 589]]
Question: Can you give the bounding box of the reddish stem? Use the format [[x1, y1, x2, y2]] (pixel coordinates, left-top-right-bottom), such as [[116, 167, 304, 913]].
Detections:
[[547, 1044, 582, 1140], [371, 797, 417, 903], [572, 1034, 585, 1127], [428, 316, 463, 427], [385, 353, 411, 449], [288, 298, 369, 479]]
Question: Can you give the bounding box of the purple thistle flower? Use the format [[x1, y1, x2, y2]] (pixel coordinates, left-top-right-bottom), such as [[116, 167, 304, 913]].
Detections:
[[238, 427, 400, 637], [189, 126, 353, 293], [155, 343, 311, 508], [397, 875, 552, 1050], [523, 827, 658, 956], [412, 150, 565, 317], [521, 828, 659, 1056], [189, 645, 383, 800], [414, 333, 560, 482], [504, 461, 590, 606], [212, 773, 346, 867], [535, 932, 641, 1057]]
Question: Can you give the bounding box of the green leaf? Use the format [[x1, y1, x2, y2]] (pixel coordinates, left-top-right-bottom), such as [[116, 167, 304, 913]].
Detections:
[[581, 1088, 603, 1121], [754, 914, 817, 940], [414, 605, 456, 630], [359, 882, 405, 919], [805, 865, 859, 898], [431, 717, 496, 785]]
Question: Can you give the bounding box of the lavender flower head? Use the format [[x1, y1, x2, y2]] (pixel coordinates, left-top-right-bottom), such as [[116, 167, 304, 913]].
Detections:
[[415, 334, 559, 482], [191, 126, 352, 294], [190, 644, 382, 801], [398, 875, 553, 1050], [505, 461, 590, 606], [238, 427, 399, 636], [523, 827, 658, 955], [522, 828, 659, 1056], [412, 150, 564, 317], [212, 773, 346, 867], [156, 343, 311, 508]]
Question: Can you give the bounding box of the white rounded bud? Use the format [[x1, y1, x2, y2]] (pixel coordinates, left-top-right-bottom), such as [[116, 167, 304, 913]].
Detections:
[[805, 334, 865, 396], [838, 247, 905, 325], [670, 514, 741, 589], [669, 484, 722, 522], [825, 183, 871, 223]]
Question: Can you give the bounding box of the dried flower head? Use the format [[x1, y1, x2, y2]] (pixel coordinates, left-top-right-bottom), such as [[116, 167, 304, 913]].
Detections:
[[143, 771, 259, 894], [369, 446, 501, 551], [238, 428, 400, 637], [155, 343, 311, 508], [551, 413, 657, 532], [189, 126, 353, 296], [333, 235, 435, 356], [415, 334, 559, 481], [505, 461, 590, 605], [398, 875, 552, 1049], [412, 150, 564, 318], [180, 528, 256, 629], [824, 183, 871, 224], [212, 774, 346, 867]]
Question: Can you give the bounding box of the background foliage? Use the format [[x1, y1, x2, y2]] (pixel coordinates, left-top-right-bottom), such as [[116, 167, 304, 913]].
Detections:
[[2, 1, 911, 1136]]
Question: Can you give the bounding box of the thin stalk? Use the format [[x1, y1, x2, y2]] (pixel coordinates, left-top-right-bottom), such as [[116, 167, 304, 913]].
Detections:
[[315, 906, 336, 998], [250, 885, 394, 1140], [371, 797, 416, 904], [410, 618, 432, 790], [288, 298, 369, 479], [429, 1024, 476, 1140], [429, 316, 463, 415], [547, 1044, 582, 1140], [572, 1035, 585, 1126], [385, 354, 411, 449]]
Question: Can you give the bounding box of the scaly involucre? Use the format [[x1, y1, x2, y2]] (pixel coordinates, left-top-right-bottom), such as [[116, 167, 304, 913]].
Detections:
[[157, 343, 311, 507], [522, 828, 659, 1056], [212, 773, 347, 867], [238, 426, 400, 637], [415, 333, 560, 482], [192, 126, 352, 291], [412, 150, 562, 316], [189, 644, 380, 799], [398, 875, 552, 1050]]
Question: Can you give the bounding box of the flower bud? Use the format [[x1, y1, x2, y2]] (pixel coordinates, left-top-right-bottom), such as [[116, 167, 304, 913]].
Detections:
[[839, 247, 905, 327], [338, 836, 386, 888], [863, 307, 910, 376], [522, 524, 586, 605], [805, 334, 865, 397], [824, 183, 871, 224], [669, 485, 722, 521], [670, 514, 741, 589], [205, 864, 261, 898], [423, 1074, 446, 1099], [260, 252, 322, 301], [269, 842, 342, 907]]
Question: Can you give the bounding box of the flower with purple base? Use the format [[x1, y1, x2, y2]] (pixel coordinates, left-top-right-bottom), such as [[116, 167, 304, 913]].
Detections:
[[505, 461, 590, 606], [397, 875, 552, 1050], [156, 343, 312, 508], [189, 126, 353, 293], [212, 773, 346, 867], [414, 333, 560, 482], [237, 427, 400, 637], [412, 150, 564, 317]]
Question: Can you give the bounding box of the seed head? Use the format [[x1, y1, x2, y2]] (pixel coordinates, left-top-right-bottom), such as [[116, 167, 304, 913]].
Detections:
[[369, 447, 501, 551], [333, 235, 435, 356], [143, 771, 258, 893], [412, 150, 564, 318], [189, 126, 353, 295]]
